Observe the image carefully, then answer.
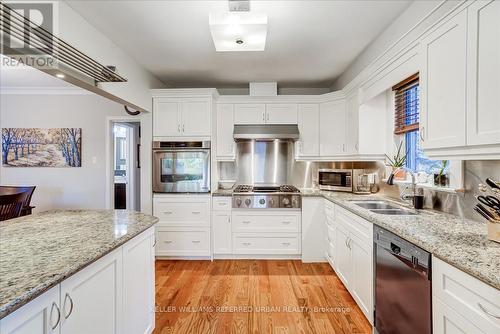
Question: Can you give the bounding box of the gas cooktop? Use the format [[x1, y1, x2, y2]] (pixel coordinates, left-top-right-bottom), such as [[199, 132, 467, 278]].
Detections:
[[232, 184, 301, 209]]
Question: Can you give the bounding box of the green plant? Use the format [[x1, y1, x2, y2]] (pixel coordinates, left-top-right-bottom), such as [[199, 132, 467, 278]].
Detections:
[[385, 141, 407, 167], [437, 160, 448, 177]]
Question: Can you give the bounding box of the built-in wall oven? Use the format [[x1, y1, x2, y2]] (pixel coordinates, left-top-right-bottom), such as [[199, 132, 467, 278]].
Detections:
[[152, 141, 210, 193], [318, 169, 352, 192]]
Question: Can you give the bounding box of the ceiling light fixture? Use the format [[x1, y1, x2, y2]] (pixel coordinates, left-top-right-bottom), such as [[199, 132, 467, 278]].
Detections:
[[209, 11, 267, 52], [56, 73, 65, 78]]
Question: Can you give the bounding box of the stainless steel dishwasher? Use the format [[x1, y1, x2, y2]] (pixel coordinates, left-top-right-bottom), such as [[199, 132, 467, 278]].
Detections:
[[374, 226, 432, 334]]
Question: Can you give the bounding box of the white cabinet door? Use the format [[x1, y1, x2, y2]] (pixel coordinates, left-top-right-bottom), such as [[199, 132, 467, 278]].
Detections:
[[266, 104, 298, 124], [216, 104, 235, 159], [60, 249, 122, 334], [320, 100, 347, 156], [297, 104, 320, 157], [153, 98, 182, 137], [212, 212, 232, 254], [234, 104, 266, 124], [350, 236, 373, 323], [345, 94, 359, 154], [181, 98, 211, 136], [467, 0, 500, 146], [0, 286, 60, 334], [334, 223, 351, 287], [420, 10, 467, 149], [433, 297, 486, 334], [301, 197, 325, 262], [122, 228, 155, 334]]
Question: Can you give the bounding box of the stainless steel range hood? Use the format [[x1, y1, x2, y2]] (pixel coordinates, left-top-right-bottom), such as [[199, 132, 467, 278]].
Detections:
[[233, 124, 300, 141]]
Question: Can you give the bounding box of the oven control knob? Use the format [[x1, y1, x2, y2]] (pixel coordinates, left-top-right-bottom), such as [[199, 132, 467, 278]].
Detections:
[[245, 199, 251, 206], [259, 198, 265, 205], [292, 198, 299, 207], [235, 198, 242, 207], [282, 198, 290, 206], [269, 198, 275, 206]]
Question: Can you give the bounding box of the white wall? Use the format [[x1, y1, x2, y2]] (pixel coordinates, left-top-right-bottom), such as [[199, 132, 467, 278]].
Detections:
[[332, 1, 462, 90], [0, 92, 149, 213]]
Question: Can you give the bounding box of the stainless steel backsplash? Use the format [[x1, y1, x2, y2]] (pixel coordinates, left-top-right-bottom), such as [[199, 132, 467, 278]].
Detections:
[[217, 143, 499, 221]]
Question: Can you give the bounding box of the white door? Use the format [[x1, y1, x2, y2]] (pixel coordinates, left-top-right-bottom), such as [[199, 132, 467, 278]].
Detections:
[[265, 104, 298, 124], [122, 228, 155, 334], [234, 104, 266, 124], [466, 0, 500, 146], [420, 10, 467, 149], [216, 104, 235, 159], [350, 237, 373, 323], [0, 286, 60, 334], [181, 98, 211, 136], [212, 212, 232, 254], [433, 297, 486, 334], [345, 94, 359, 154], [60, 249, 122, 334], [320, 100, 347, 156], [153, 98, 181, 137], [334, 224, 351, 287], [297, 104, 320, 157]]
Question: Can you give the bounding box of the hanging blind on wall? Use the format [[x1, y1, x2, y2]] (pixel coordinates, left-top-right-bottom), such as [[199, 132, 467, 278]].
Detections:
[[392, 73, 419, 134]]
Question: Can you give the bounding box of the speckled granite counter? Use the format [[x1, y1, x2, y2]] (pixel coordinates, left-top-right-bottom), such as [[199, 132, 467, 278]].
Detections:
[[0, 210, 158, 319], [301, 188, 500, 290], [212, 188, 234, 196]]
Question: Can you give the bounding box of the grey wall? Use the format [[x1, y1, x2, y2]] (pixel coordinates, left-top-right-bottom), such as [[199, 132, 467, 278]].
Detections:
[[0, 93, 124, 212]]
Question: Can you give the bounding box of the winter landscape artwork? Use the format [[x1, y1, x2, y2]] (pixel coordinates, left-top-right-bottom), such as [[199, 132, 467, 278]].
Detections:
[[1, 128, 82, 167]]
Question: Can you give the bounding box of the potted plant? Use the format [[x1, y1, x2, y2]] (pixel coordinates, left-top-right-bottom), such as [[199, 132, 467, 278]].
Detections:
[[385, 141, 407, 180], [434, 160, 449, 186]]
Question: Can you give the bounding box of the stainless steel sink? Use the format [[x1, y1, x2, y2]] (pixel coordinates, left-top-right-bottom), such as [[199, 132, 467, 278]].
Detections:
[[350, 200, 417, 215]]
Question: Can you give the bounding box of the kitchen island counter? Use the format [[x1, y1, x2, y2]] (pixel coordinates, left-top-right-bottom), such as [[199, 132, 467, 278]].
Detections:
[[0, 210, 158, 319]]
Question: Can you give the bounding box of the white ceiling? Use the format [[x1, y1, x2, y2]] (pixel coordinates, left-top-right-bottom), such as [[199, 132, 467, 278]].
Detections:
[[67, 0, 412, 88]]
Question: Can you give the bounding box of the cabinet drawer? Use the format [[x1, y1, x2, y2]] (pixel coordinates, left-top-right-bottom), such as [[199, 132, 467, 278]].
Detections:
[[232, 214, 300, 233], [336, 205, 372, 244], [153, 198, 209, 226], [232, 233, 301, 254], [155, 228, 210, 256], [432, 257, 500, 333], [212, 197, 232, 211]]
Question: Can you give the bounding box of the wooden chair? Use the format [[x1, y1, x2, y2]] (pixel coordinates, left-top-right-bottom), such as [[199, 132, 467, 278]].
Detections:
[[0, 186, 36, 216], [0, 192, 27, 221]]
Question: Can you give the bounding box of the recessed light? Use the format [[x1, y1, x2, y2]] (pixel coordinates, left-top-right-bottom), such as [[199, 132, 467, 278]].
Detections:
[[235, 38, 244, 45], [56, 73, 65, 78]]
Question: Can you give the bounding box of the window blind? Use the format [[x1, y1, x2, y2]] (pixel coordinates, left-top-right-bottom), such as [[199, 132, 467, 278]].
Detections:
[[393, 73, 419, 135]]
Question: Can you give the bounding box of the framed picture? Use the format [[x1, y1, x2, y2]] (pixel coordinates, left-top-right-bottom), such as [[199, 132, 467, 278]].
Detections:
[[1, 128, 82, 167]]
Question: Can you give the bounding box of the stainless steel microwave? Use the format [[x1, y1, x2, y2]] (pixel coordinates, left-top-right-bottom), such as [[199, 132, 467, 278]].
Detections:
[[318, 169, 352, 192], [152, 141, 211, 193]]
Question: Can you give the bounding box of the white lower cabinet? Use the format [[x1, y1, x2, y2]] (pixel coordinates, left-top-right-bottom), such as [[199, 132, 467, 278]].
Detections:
[[212, 197, 232, 255], [325, 203, 373, 324], [153, 195, 211, 257], [432, 257, 500, 334], [0, 227, 155, 334], [301, 197, 326, 262]]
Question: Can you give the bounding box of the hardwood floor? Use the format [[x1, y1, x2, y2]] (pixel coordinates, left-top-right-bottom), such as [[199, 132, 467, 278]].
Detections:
[[154, 260, 371, 334]]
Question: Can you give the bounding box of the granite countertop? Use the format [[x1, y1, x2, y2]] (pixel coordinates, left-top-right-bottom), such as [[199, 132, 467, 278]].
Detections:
[[212, 188, 234, 196], [0, 210, 159, 319], [301, 188, 500, 290]]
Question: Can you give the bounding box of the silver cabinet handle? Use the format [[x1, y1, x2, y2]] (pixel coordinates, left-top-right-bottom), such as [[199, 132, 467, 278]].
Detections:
[[242, 242, 251, 246], [420, 126, 425, 141], [282, 221, 291, 224], [192, 240, 201, 243], [163, 211, 173, 215], [242, 221, 251, 224], [191, 211, 201, 214], [348, 238, 352, 249], [164, 240, 173, 243], [478, 303, 500, 319], [182, 124, 185, 132], [153, 238, 157, 247], [281, 242, 291, 246], [355, 142, 359, 151], [50, 302, 61, 330], [262, 112, 266, 122], [63, 293, 73, 319], [345, 237, 349, 248], [178, 124, 181, 133]]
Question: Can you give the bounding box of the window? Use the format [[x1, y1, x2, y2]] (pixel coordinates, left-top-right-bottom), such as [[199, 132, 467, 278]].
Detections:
[[393, 74, 450, 182]]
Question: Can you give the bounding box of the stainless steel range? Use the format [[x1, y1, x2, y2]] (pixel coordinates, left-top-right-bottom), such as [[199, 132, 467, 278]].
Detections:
[[232, 185, 301, 209]]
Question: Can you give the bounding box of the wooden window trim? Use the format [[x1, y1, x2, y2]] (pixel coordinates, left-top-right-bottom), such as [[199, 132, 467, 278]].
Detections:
[[393, 73, 419, 135]]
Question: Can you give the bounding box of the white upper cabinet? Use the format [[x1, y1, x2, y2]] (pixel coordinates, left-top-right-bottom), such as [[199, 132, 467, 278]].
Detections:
[[216, 104, 235, 160], [345, 93, 360, 154], [466, 0, 500, 146], [266, 104, 298, 124], [153, 98, 182, 137], [320, 100, 347, 156], [153, 97, 211, 138], [234, 104, 266, 124], [420, 10, 468, 150], [182, 98, 211, 136], [297, 104, 320, 157]]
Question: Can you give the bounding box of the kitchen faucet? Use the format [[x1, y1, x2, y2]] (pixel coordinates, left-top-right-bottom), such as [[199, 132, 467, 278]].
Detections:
[[387, 166, 420, 205]]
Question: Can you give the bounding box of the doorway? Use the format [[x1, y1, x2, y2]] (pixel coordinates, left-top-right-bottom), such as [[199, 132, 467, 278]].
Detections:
[[112, 121, 141, 210]]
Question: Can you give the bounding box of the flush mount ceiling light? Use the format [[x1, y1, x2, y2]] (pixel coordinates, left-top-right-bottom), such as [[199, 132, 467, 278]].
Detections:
[[209, 12, 267, 52]]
